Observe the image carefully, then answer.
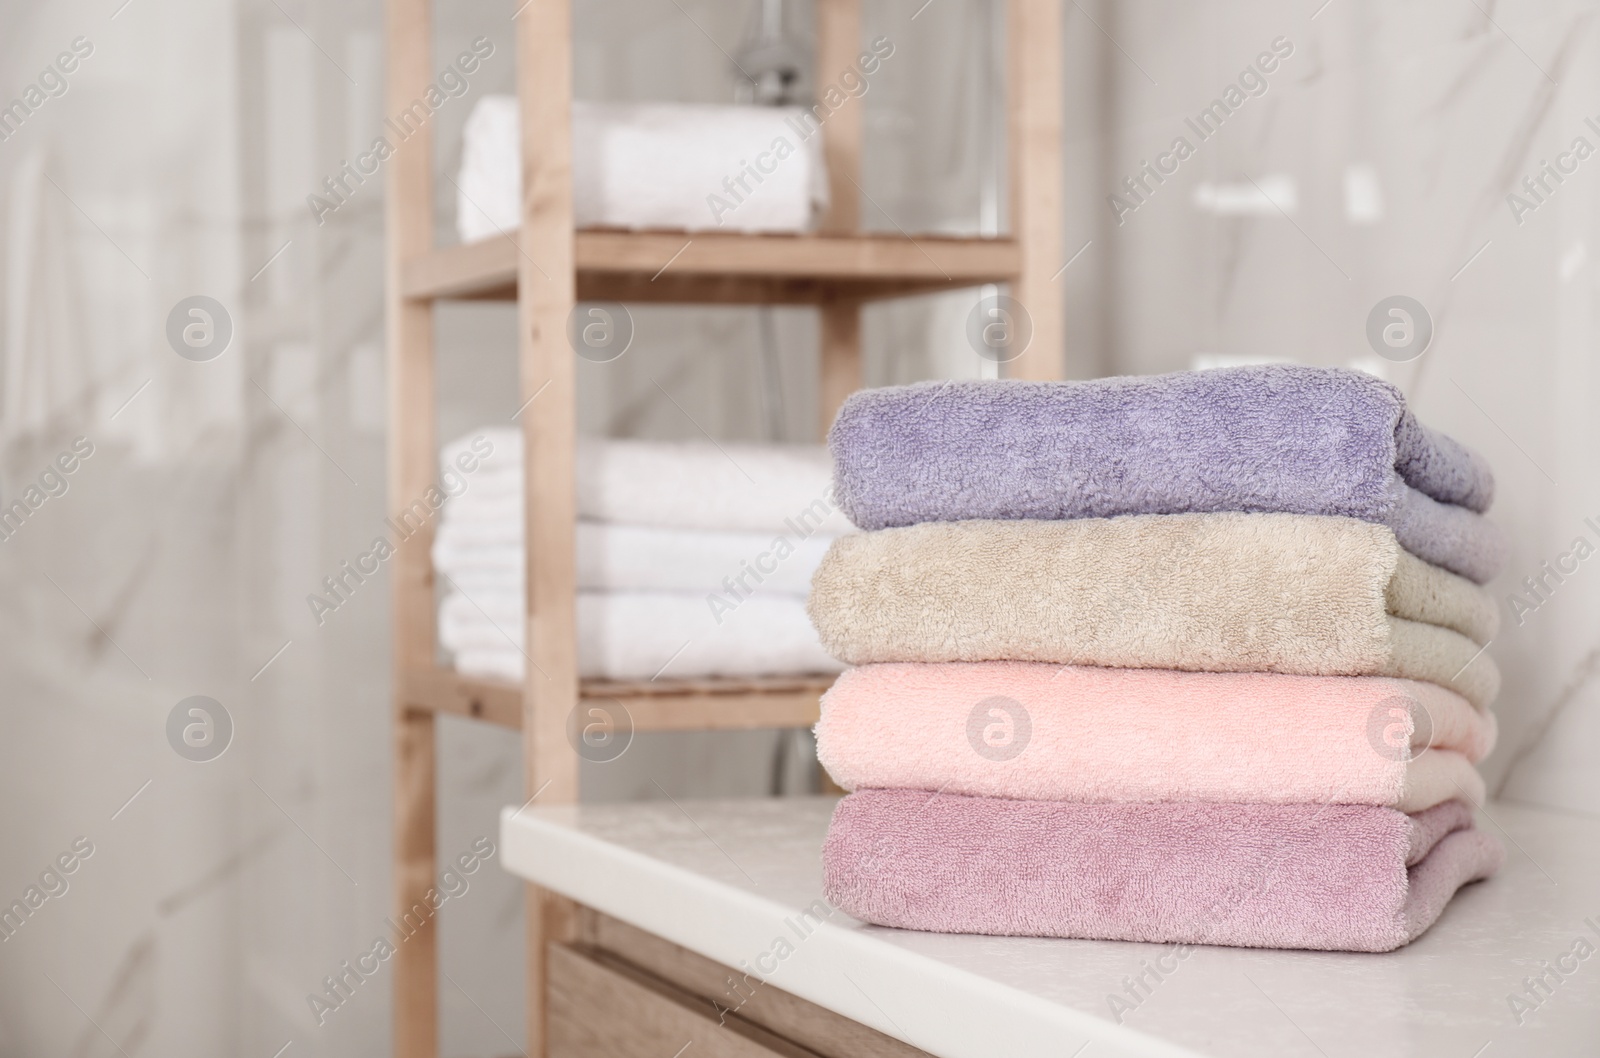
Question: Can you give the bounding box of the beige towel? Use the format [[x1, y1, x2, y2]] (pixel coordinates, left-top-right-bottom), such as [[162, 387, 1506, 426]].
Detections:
[[808, 514, 1500, 707]]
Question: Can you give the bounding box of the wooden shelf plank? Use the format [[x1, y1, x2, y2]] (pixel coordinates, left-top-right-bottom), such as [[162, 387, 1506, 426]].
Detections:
[[401, 230, 1021, 304], [399, 668, 832, 733], [401, 667, 523, 727]]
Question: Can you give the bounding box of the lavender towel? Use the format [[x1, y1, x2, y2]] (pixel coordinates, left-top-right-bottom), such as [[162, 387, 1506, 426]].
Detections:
[[829, 366, 1506, 584], [822, 790, 1504, 953]]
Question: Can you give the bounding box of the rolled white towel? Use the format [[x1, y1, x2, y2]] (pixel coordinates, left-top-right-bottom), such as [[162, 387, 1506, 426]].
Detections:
[[441, 429, 851, 535], [439, 590, 842, 682], [433, 519, 834, 597], [455, 97, 829, 240]]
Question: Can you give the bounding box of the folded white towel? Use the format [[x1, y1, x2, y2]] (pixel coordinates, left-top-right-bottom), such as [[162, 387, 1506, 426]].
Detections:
[[441, 492, 521, 525], [433, 519, 833, 597], [455, 97, 828, 240], [439, 590, 842, 682], [442, 430, 851, 535]]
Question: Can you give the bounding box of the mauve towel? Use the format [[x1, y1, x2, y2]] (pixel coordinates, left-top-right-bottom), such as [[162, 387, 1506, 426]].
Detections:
[[829, 366, 1505, 583], [808, 514, 1501, 708], [816, 664, 1496, 813], [822, 791, 1504, 952]]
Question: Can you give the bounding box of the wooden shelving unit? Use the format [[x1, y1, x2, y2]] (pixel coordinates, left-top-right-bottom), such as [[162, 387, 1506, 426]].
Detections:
[[384, 2, 1062, 1056]]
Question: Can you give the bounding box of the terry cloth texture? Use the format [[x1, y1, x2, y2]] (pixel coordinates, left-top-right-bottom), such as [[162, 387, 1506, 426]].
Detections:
[[815, 664, 1496, 813], [821, 790, 1504, 952], [808, 514, 1500, 708], [443, 429, 852, 535], [433, 520, 835, 597], [439, 590, 843, 683], [829, 366, 1504, 583]]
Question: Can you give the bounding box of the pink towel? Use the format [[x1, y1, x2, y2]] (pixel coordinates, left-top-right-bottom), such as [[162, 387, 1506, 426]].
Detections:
[[816, 664, 1496, 813], [822, 791, 1504, 952]]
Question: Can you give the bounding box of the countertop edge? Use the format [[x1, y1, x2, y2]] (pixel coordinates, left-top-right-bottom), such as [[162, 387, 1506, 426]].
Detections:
[[500, 804, 1208, 1058]]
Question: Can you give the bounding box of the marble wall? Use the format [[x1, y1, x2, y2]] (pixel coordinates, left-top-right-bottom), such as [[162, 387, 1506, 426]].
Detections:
[[0, 0, 1594, 1055], [1071, 0, 1600, 810]]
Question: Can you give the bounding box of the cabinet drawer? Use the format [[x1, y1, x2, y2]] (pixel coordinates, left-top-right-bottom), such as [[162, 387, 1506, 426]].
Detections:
[[580, 911, 929, 1058], [548, 943, 807, 1058]]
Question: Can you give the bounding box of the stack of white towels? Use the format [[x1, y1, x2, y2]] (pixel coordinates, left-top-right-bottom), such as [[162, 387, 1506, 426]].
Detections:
[[434, 428, 850, 683]]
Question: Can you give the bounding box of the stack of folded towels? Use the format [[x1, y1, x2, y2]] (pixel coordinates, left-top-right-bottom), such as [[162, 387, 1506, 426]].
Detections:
[[809, 365, 1507, 952], [434, 429, 848, 682]]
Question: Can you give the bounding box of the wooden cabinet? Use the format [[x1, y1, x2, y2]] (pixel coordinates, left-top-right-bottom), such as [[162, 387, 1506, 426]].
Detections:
[[547, 908, 930, 1058], [549, 945, 793, 1058]]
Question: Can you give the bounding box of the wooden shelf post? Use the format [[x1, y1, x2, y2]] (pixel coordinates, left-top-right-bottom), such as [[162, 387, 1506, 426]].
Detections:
[[1005, 0, 1065, 380], [516, 3, 581, 1057], [386, 0, 439, 1053], [816, 0, 865, 436]]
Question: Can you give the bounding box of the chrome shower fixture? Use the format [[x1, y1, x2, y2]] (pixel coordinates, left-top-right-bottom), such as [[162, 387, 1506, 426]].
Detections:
[[733, 0, 812, 106]]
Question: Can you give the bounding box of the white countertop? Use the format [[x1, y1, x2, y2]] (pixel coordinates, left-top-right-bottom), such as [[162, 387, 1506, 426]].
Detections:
[[500, 796, 1600, 1058]]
